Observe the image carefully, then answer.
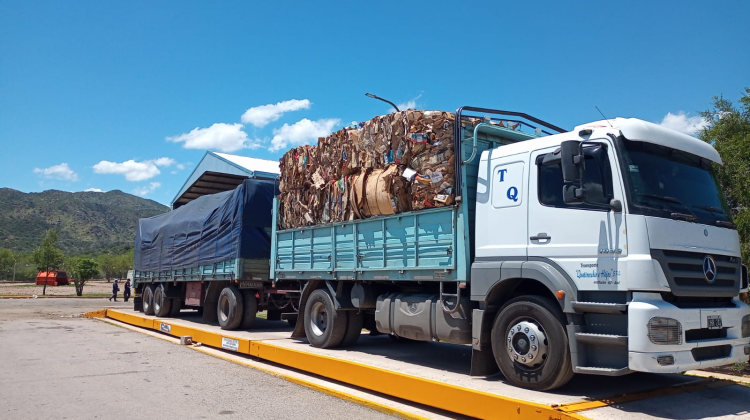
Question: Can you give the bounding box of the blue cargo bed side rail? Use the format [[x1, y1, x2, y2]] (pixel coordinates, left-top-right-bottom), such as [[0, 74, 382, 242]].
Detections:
[[273, 206, 460, 282]]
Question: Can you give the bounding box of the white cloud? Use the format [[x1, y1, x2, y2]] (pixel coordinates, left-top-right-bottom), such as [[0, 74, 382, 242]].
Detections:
[[133, 182, 161, 196], [241, 99, 311, 128], [659, 112, 708, 136], [84, 188, 103, 192], [396, 94, 422, 111], [270, 118, 340, 152], [33, 163, 79, 181], [93, 157, 174, 181], [167, 123, 258, 152], [176, 163, 186, 170]]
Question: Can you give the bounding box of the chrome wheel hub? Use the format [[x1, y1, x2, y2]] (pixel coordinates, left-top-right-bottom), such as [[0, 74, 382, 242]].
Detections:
[[506, 320, 548, 367], [310, 301, 328, 337]]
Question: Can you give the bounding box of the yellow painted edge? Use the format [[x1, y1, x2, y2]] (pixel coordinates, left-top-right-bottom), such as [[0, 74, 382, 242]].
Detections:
[[104, 309, 585, 420], [96, 317, 431, 420], [557, 377, 733, 413], [83, 309, 107, 318], [250, 340, 579, 420], [685, 370, 750, 385]]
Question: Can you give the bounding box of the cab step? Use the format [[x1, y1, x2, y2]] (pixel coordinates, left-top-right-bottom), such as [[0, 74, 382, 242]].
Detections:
[[571, 301, 628, 314], [575, 332, 628, 346], [573, 366, 631, 376]]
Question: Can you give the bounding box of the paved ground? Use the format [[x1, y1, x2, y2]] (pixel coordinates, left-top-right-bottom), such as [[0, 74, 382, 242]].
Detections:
[[0, 299, 394, 420], [0, 280, 123, 296]]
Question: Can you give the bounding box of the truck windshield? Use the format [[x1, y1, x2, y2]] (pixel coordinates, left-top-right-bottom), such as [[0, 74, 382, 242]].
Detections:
[[617, 137, 734, 228]]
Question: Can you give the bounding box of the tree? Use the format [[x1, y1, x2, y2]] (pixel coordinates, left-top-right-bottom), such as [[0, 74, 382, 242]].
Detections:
[[0, 248, 17, 281], [32, 230, 65, 295], [97, 253, 116, 282], [72, 258, 99, 297], [699, 88, 750, 262]]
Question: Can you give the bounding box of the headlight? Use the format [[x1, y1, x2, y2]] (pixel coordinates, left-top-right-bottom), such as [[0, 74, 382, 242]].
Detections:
[[648, 317, 682, 345], [742, 314, 750, 338]]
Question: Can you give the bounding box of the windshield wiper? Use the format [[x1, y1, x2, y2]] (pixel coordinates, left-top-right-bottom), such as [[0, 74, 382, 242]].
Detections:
[[692, 205, 735, 228], [638, 194, 698, 222], [716, 220, 736, 228]]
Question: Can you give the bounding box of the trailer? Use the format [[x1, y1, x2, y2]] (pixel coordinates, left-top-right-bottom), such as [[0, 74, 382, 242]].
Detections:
[[132, 178, 299, 329], [271, 106, 750, 391]]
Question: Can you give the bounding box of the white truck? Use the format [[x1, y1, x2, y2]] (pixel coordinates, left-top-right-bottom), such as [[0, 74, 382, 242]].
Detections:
[[272, 106, 750, 391]]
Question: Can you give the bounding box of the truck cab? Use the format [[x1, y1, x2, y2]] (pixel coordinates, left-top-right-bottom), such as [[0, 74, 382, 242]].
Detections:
[[473, 117, 750, 380]]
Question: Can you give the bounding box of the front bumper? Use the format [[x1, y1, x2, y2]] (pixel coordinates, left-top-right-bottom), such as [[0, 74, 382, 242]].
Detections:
[[628, 292, 750, 373]]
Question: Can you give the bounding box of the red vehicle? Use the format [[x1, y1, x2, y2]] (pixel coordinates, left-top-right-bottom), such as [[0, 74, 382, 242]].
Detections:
[[35, 271, 70, 286]]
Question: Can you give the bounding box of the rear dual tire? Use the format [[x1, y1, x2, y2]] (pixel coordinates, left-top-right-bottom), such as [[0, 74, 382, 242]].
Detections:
[[142, 285, 155, 315], [217, 286, 244, 330], [304, 289, 362, 348]]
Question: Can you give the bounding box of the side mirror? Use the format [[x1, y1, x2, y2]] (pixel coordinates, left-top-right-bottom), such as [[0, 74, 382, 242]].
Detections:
[[610, 199, 622, 213], [560, 140, 582, 183]]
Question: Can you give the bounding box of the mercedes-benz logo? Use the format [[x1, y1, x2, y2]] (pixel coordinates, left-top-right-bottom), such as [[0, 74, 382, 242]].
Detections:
[[703, 255, 717, 284]]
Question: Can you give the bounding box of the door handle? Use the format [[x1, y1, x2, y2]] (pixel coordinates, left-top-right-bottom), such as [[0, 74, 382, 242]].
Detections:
[[530, 233, 551, 242]]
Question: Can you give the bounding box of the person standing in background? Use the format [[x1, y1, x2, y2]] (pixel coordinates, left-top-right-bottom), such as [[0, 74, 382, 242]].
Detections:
[[123, 279, 131, 302], [109, 279, 119, 302]]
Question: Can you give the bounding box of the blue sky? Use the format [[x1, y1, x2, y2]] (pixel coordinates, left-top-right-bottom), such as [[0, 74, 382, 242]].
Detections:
[[1, 1, 748, 205]]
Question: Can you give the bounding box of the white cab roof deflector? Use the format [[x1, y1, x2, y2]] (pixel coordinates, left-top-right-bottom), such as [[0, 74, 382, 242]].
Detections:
[[576, 117, 722, 165]]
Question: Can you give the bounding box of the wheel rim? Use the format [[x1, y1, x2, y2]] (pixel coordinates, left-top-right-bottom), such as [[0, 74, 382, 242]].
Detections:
[[506, 319, 549, 368], [219, 295, 229, 323], [154, 290, 161, 313], [309, 301, 328, 337], [144, 290, 151, 311]]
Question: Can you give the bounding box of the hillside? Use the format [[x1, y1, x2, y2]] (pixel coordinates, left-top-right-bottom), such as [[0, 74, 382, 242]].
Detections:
[[0, 188, 169, 254]]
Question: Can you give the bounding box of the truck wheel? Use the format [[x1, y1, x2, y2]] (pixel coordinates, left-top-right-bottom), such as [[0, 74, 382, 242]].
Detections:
[[168, 297, 183, 317], [491, 295, 573, 391], [304, 289, 346, 348], [340, 311, 363, 347], [142, 285, 155, 316], [217, 286, 243, 330], [153, 285, 172, 318], [240, 290, 258, 329]]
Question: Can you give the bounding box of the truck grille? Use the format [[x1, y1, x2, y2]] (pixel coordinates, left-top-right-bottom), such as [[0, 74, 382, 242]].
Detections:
[[651, 249, 740, 297]]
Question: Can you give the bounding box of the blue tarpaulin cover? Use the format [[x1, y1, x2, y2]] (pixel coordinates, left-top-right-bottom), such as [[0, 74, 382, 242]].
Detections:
[[134, 179, 278, 272]]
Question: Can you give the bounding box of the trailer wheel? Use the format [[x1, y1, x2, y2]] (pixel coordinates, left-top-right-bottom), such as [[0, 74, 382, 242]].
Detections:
[[340, 311, 363, 347], [168, 297, 183, 317], [240, 290, 258, 329], [153, 285, 172, 318], [304, 289, 346, 348], [142, 285, 155, 316], [217, 286, 243, 330], [491, 296, 573, 391]]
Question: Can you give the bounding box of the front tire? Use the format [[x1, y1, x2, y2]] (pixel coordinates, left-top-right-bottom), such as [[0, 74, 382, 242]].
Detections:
[[490, 296, 573, 391], [217, 286, 243, 330], [304, 289, 346, 348], [153, 285, 172, 318], [142, 285, 155, 316]]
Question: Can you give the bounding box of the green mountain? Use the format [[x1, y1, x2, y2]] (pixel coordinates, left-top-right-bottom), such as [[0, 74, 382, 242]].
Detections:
[[0, 188, 169, 254]]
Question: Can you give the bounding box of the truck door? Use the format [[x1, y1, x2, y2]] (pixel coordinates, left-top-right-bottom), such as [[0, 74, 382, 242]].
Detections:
[[474, 151, 530, 259], [527, 140, 627, 290]]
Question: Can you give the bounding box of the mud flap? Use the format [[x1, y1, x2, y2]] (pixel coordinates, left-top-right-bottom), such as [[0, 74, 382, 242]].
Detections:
[[202, 282, 223, 323], [291, 280, 322, 338], [133, 296, 143, 312], [470, 309, 499, 376]]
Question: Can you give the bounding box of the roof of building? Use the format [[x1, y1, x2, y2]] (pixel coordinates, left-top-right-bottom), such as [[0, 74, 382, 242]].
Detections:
[[171, 151, 279, 209]]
